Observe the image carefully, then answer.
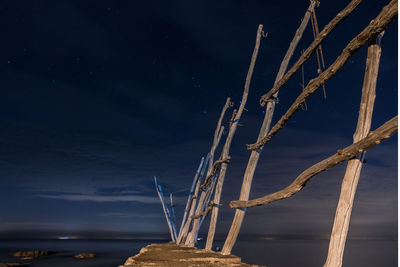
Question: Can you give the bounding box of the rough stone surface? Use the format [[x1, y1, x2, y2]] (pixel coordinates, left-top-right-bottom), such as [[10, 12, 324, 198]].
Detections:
[[74, 253, 96, 259], [11, 250, 55, 258], [0, 263, 31, 267], [120, 243, 264, 267]]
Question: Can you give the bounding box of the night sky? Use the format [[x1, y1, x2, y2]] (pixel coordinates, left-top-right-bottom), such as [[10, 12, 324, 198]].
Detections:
[[0, 0, 397, 241]]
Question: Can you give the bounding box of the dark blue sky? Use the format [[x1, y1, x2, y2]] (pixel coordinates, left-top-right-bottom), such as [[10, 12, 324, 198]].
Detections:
[[0, 0, 397, 240]]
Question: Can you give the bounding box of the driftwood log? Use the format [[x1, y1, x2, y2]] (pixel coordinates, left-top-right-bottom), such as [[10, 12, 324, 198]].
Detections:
[[205, 23, 265, 251], [230, 115, 398, 209], [324, 33, 384, 267], [248, 0, 398, 151], [221, 1, 316, 255], [259, 0, 363, 106]]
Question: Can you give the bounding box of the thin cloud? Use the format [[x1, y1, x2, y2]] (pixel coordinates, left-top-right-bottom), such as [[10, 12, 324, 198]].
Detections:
[[37, 193, 159, 203], [99, 212, 160, 219]]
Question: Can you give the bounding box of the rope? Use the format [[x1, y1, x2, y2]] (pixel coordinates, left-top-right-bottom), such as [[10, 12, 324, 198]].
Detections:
[[310, 7, 327, 99]]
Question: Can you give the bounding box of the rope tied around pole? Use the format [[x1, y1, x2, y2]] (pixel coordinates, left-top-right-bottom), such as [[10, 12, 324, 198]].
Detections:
[[265, 96, 279, 104], [229, 109, 238, 128], [310, 4, 327, 99], [191, 200, 223, 219], [200, 156, 231, 191]]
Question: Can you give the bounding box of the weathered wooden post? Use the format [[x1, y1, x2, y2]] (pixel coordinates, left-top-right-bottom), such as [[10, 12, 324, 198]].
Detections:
[[176, 156, 205, 242], [204, 23, 266, 250], [154, 176, 177, 241], [324, 32, 384, 267], [178, 154, 209, 244], [183, 98, 232, 246], [221, 1, 316, 255], [185, 127, 225, 246]]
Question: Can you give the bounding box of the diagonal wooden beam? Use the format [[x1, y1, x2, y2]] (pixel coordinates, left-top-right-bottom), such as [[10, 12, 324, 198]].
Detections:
[[248, 0, 397, 151], [259, 0, 363, 106], [230, 115, 398, 209]]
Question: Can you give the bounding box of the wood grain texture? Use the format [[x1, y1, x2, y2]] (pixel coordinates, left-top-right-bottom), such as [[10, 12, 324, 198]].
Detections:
[[324, 33, 383, 267]]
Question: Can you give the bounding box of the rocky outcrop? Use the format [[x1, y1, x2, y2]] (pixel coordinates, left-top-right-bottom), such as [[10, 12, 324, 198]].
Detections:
[[11, 250, 55, 259], [0, 263, 31, 267], [120, 243, 264, 267], [74, 253, 96, 259]]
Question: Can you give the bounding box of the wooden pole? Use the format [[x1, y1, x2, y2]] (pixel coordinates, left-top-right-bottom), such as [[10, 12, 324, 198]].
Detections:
[[324, 33, 384, 267], [154, 176, 177, 241], [209, 98, 232, 171], [206, 41, 265, 249], [259, 0, 363, 106], [188, 23, 265, 247], [221, 1, 316, 255], [178, 154, 210, 244], [186, 127, 225, 246], [195, 174, 219, 242], [177, 156, 205, 243], [230, 116, 397, 208], [170, 193, 176, 225], [250, 0, 397, 150], [182, 98, 232, 246]]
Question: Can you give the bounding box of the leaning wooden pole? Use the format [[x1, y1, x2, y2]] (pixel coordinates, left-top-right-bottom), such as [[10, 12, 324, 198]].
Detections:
[[250, 0, 398, 150], [221, 1, 316, 255], [154, 176, 177, 241], [206, 23, 265, 248], [209, 98, 233, 170], [177, 157, 205, 242], [178, 154, 210, 244], [186, 127, 225, 246], [194, 174, 218, 242], [183, 100, 230, 246], [183, 98, 232, 246], [324, 33, 384, 267]]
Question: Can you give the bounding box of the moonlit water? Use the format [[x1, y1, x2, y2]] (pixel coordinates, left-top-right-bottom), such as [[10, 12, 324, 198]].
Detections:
[[0, 238, 396, 266]]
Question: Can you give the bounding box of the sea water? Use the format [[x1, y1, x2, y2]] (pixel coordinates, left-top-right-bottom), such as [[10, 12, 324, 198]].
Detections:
[[0, 238, 396, 266]]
